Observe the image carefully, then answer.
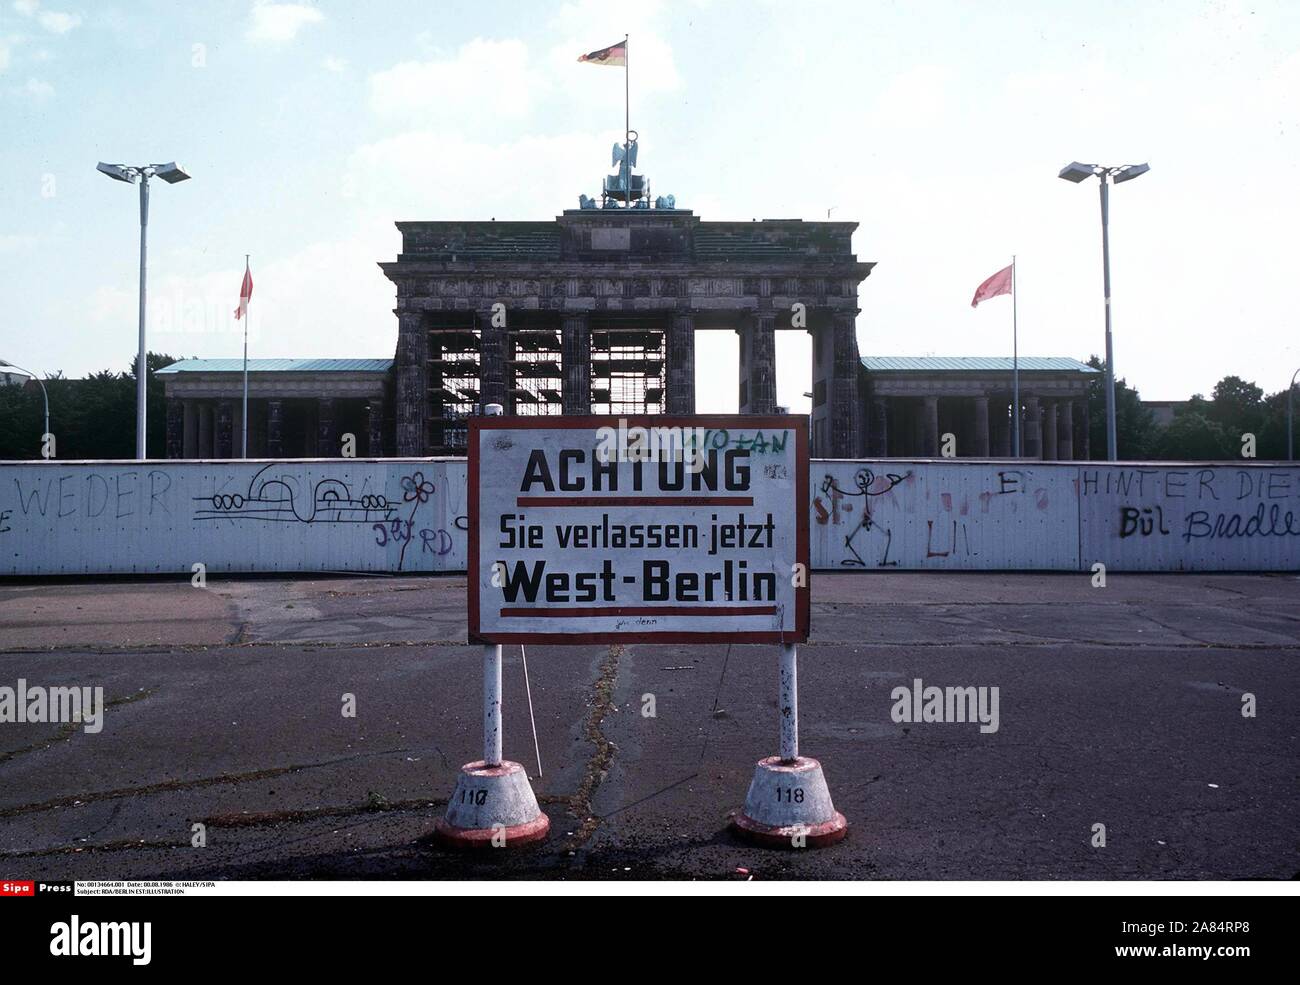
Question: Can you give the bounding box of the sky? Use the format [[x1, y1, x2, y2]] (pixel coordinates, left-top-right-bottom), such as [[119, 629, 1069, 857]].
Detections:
[[1, 0, 1298, 411]]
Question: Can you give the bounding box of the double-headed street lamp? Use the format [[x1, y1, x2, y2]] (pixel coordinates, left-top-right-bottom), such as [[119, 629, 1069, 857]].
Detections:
[[96, 161, 191, 459], [0, 360, 49, 455], [1059, 161, 1150, 461]]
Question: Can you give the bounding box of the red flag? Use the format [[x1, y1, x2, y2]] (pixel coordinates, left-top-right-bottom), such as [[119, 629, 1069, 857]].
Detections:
[[234, 261, 253, 320], [970, 264, 1012, 307], [577, 40, 627, 66]]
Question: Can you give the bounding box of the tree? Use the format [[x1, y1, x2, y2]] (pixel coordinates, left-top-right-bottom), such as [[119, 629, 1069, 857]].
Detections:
[[1207, 375, 1264, 439], [1084, 354, 1154, 460], [0, 353, 178, 460], [1151, 411, 1235, 460]]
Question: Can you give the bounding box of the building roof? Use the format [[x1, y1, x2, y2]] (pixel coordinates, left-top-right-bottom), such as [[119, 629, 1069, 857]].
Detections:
[[861, 356, 1098, 373], [156, 358, 393, 375]]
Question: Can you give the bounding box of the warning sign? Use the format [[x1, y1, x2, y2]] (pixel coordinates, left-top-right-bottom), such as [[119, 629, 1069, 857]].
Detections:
[[469, 415, 809, 643]]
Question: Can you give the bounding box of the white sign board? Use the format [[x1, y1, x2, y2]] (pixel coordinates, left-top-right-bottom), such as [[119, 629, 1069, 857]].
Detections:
[[469, 415, 809, 643]]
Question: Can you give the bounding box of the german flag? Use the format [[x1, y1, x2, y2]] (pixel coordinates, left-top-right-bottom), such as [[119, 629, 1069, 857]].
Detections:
[[577, 39, 627, 66]]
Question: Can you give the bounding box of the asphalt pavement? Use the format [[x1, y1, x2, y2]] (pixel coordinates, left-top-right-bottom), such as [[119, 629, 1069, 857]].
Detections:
[[0, 571, 1295, 880]]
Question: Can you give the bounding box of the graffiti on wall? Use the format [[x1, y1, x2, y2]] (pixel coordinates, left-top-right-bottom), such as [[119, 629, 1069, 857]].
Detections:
[[0, 460, 468, 575], [811, 462, 1076, 570], [815, 469, 910, 566], [1080, 466, 1300, 571], [2, 460, 1297, 575]]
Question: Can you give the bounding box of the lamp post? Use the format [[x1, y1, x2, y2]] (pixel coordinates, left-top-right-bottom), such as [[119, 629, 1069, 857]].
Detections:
[[1288, 367, 1299, 462], [1059, 161, 1149, 461], [96, 161, 191, 459], [0, 360, 49, 455]]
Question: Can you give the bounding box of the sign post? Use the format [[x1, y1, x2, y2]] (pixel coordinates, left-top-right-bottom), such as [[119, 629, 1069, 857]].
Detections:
[[447, 412, 844, 850], [435, 405, 551, 850]]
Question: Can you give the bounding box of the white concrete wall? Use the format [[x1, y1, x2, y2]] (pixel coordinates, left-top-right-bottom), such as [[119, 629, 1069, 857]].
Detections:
[[810, 461, 1080, 570], [0, 460, 466, 575], [1078, 465, 1300, 572], [2, 459, 1296, 575]]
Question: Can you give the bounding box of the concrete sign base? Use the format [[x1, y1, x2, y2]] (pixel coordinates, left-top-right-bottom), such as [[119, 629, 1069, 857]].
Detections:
[[434, 760, 550, 850], [730, 756, 848, 849]]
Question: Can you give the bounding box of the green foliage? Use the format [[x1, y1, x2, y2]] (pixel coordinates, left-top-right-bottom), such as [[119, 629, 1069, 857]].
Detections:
[[1082, 356, 1295, 461], [1085, 355, 1155, 460], [1151, 411, 1235, 460], [0, 353, 178, 460]]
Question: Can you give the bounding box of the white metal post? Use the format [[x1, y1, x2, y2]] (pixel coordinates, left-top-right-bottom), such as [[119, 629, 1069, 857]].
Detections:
[[136, 175, 150, 460], [1100, 174, 1118, 461], [241, 254, 250, 459], [481, 398, 505, 768], [1011, 255, 1020, 458], [484, 644, 502, 767], [779, 643, 798, 762]]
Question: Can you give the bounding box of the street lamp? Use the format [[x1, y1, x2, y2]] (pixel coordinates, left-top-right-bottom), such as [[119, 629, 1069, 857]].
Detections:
[[96, 161, 191, 459], [1059, 160, 1150, 461], [0, 360, 50, 456], [1288, 367, 1299, 462]]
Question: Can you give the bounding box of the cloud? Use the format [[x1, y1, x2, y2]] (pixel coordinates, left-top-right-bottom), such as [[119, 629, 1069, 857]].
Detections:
[[321, 55, 347, 73], [348, 129, 606, 217], [11, 1, 81, 34], [37, 10, 79, 33], [369, 38, 536, 128], [0, 233, 37, 253], [870, 65, 952, 129], [10, 76, 53, 100], [246, 1, 324, 43]]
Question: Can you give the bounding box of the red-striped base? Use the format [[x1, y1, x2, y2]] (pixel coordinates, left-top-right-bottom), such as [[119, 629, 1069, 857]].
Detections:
[[729, 810, 849, 849], [433, 811, 551, 850]]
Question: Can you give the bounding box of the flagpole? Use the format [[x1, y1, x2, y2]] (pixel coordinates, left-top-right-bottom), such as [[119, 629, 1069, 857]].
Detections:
[[242, 254, 249, 459], [1011, 255, 1020, 458], [624, 33, 630, 208]]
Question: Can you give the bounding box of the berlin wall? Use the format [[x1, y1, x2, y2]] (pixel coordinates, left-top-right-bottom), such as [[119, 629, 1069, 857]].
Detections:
[[1, 459, 1296, 575], [0, 460, 467, 576]]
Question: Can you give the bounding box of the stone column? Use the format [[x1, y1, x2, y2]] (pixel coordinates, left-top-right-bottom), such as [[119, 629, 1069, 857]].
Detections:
[[1023, 395, 1041, 458], [666, 311, 695, 414], [992, 398, 1011, 456], [266, 399, 283, 458], [912, 400, 925, 456], [182, 400, 197, 458], [973, 396, 990, 457], [215, 400, 233, 459], [165, 398, 183, 459], [922, 396, 940, 457], [317, 398, 336, 457], [740, 313, 776, 415], [829, 310, 861, 457], [1043, 400, 1059, 459], [868, 397, 889, 457], [562, 313, 591, 415], [366, 396, 384, 457], [1058, 398, 1074, 461], [197, 403, 212, 458], [395, 311, 427, 456], [1079, 399, 1091, 460], [478, 306, 506, 413]]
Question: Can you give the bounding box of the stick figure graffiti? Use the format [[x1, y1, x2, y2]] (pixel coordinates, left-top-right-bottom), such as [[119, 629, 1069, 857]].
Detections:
[[817, 468, 909, 567]]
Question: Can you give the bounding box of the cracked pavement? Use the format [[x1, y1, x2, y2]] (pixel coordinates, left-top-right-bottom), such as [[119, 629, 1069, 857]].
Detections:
[[0, 571, 1296, 880]]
